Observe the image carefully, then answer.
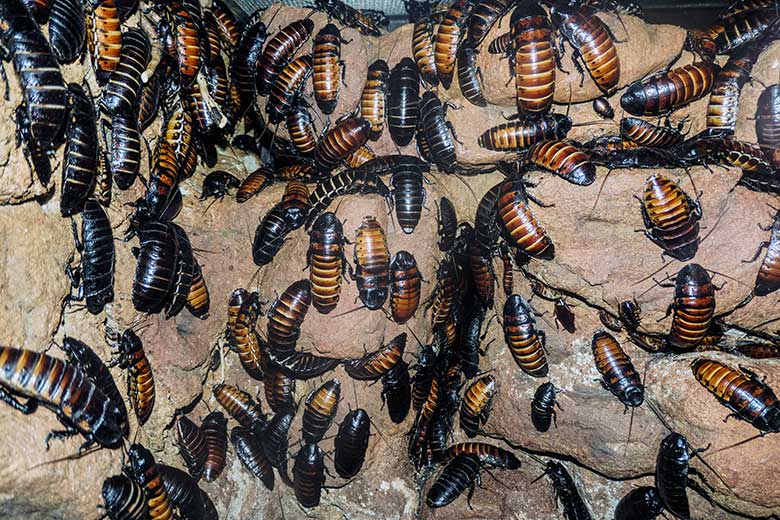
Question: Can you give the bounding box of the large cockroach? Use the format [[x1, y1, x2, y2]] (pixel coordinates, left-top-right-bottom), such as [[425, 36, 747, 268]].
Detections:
[[344, 333, 406, 380], [706, 48, 760, 135], [428, 259, 457, 330], [434, 0, 476, 89], [113, 329, 155, 427], [232, 426, 275, 490], [165, 223, 195, 320], [312, 23, 345, 114], [388, 57, 421, 147], [232, 14, 266, 113], [20, 0, 52, 23], [110, 113, 142, 190], [748, 209, 780, 296], [185, 262, 209, 319], [212, 383, 266, 429], [271, 350, 341, 380], [438, 196, 458, 252], [382, 359, 411, 423], [159, 2, 201, 89], [262, 411, 295, 480], [302, 379, 341, 444], [126, 444, 175, 520], [101, 28, 150, 117], [353, 216, 391, 311], [293, 443, 326, 508], [307, 169, 391, 224], [531, 381, 560, 432], [550, 3, 620, 95], [503, 294, 548, 377], [158, 464, 216, 520], [419, 91, 458, 170], [132, 222, 177, 314], [201, 411, 228, 482], [546, 461, 593, 520], [253, 204, 291, 267], [69, 200, 115, 314], [665, 264, 716, 350], [308, 212, 347, 314], [390, 251, 422, 324], [620, 62, 719, 116], [266, 279, 312, 357], [408, 373, 441, 469], [391, 157, 428, 233], [615, 486, 664, 520], [266, 54, 313, 125], [756, 84, 780, 150], [426, 453, 481, 508], [444, 442, 520, 469], [211, 0, 239, 49], [61, 85, 98, 217], [640, 173, 701, 261], [237, 167, 273, 203], [478, 114, 572, 151], [264, 362, 297, 413], [412, 16, 439, 86], [48, 0, 85, 64], [176, 415, 208, 480], [345, 144, 376, 169], [692, 358, 780, 432], [524, 140, 597, 186], [460, 374, 496, 437], [592, 330, 644, 407], [655, 432, 696, 519], [281, 180, 311, 230], [314, 116, 371, 174], [87, 0, 122, 85], [706, 8, 775, 54], [510, 0, 556, 116], [456, 44, 486, 107], [621, 117, 685, 148], [474, 182, 503, 252], [361, 59, 390, 140], [468, 0, 510, 47], [226, 288, 250, 337], [286, 105, 318, 157], [497, 179, 555, 259], [334, 408, 371, 479], [102, 474, 148, 520], [257, 19, 315, 96]]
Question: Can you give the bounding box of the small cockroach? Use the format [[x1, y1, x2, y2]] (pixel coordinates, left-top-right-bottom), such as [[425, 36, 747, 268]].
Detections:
[[344, 333, 406, 381], [546, 461, 593, 520], [503, 294, 549, 377], [266, 279, 312, 357], [621, 117, 685, 148], [264, 362, 297, 414], [531, 382, 560, 432], [252, 204, 291, 267], [438, 197, 458, 252], [257, 19, 315, 96], [201, 411, 228, 482], [460, 374, 496, 437], [666, 264, 716, 350], [614, 486, 664, 520], [593, 96, 615, 119], [524, 140, 597, 186], [390, 251, 423, 324], [237, 167, 273, 203], [201, 170, 240, 200], [114, 329, 155, 426]]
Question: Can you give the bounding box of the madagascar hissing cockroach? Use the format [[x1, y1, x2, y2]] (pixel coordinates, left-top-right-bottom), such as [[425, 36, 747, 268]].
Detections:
[[747, 209, 780, 296], [176, 415, 208, 481], [390, 251, 422, 324], [524, 140, 597, 186], [293, 443, 327, 508], [734, 342, 780, 358], [158, 464, 216, 520], [314, 116, 372, 174], [312, 23, 345, 115], [185, 261, 210, 320], [434, 0, 476, 89], [158, 2, 201, 89], [546, 461, 593, 520], [344, 333, 406, 380], [555, 299, 576, 333], [382, 359, 411, 423], [468, 0, 510, 47], [229, 294, 264, 380], [692, 358, 780, 432], [212, 383, 266, 429], [640, 173, 701, 261], [460, 374, 496, 437], [302, 379, 341, 444], [593, 96, 615, 119], [412, 15, 439, 87], [756, 84, 780, 150], [211, 0, 239, 49], [705, 47, 761, 135], [531, 381, 560, 432], [621, 117, 685, 148], [510, 0, 556, 116], [102, 474, 148, 520], [136, 59, 166, 132], [266, 54, 313, 125], [503, 294, 549, 377], [444, 442, 520, 469], [113, 329, 155, 427], [388, 57, 421, 147], [473, 182, 503, 253], [281, 181, 311, 230], [286, 104, 318, 157], [237, 167, 273, 203], [391, 157, 429, 233], [705, 8, 775, 55], [457, 45, 486, 107], [408, 373, 441, 469], [488, 30, 511, 54], [110, 113, 142, 190], [497, 179, 556, 260], [201, 411, 228, 482], [266, 279, 312, 357], [308, 212, 347, 314], [20, 0, 52, 23], [264, 362, 297, 413], [261, 410, 295, 479], [48, 0, 84, 64], [419, 90, 458, 170], [231, 426, 275, 490], [334, 408, 371, 479], [655, 432, 695, 519], [619, 299, 642, 330], [257, 19, 315, 96], [353, 216, 391, 311], [253, 204, 291, 266], [271, 350, 341, 380], [315, 0, 384, 36], [437, 197, 458, 252], [426, 453, 481, 508], [592, 330, 644, 407], [101, 28, 150, 117], [361, 60, 390, 140], [87, 0, 123, 85], [428, 259, 458, 330], [61, 84, 98, 217], [550, 2, 621, 95], [131, 221, 177, 314], [620, 62, 719, 116], [125, 444, 175, 520], [599, 309, 623, 331], [231, 13, 266, 114], [666, 263, 716, 350], [458, 293, 487, 379], [201, 170, 240, 200], [469, 239, 495, 308], [615, 486, 664, 520], [478, 114, 572, 151], [307, 169, 391, 225], [67, 199, 115, 314]]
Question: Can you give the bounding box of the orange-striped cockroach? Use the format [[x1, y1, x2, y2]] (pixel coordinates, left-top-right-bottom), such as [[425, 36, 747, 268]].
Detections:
[[390, 251, 422, 324], [237, 167, 273, 203], [706, 47, 761, 135], [212, 383, 266, 428], [280, 180, 311, 230], [428, 258, 458, 330], [266, 54, 313, 125], [745, 209, 780, 296], [412, 16, 439, 86], [460, 374, 497, 437], [308, 212, 347, 314], [211, 0, 240, 50], [592, 330, 644, 407], [524, 140, 597, 186], [479, 114, 572, 151], [113, 329, 155, 426], [468, 0, 510, 47], [497, 179, 555, 260], [503, 294, 548, 377], [510, 0, 557, 117], [640, 173, 701, 261], [158, 1, 202, 89], [87, 0, 122, 84], [302, 379, 341, 443], [314, 116, 372, 174], [101, 474, 148, 519], [101, 28, 151, 117], [361, 59, 390, 140], [345, 144, 376, 169], [286, 104, 318, 157], [353, 216, 391, 311], [185, 261, 210, 319], [126, 444, 175, 520], [266, 279, 312, 357], [257, 19, 315, 96], [312, 23, 346, 115], [705, 8, 776, 55], [201, 411, 228, 482], [621, 117, 685, 148], [434, 0, 477, 89], [344, 333, 406, 380], [469, 239, 495, 307], [663, 263, 717, 350], [620, 62, 719, 116], [264, 363, 296, 413]]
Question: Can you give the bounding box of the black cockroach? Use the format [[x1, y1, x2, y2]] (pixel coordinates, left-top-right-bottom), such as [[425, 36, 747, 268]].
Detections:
[[307, 169, 391, 225], [748, 209, 780, 296], [419, 90, 457, 170], [271, 350, 341, 380], [550, 2, 620, 95], [428, 259, 457, 330], [546, 461, 593, 520], [257, 19, 315, 96], [314, 116, 371, 173], [20, 0, 52, 23], [460, 374, 496, 437], [302, 379, 341, 444], [619, 299, 642, 330], [444, 442, 520, 469], [308, 211, 347, 314], [237, 167, 273, 203], [132, 221, 177, 314], [552, 298, 576, 333], [408, 373, 440, 469], [315, 0, 383, 35], [692, 358, 780, 432], [185, 262, 210, 319], [361, 59, 390, 140], [640, 173, 701, 261], [655, 432, 696, 519], [264, 362, 297, 414], [281, 180, 311, 230], [267, 279, 312, 357], [437, 197, 458, 251], [524, 140, 597, 186], [95, 151, 112, 208], [136, 59, 166, 132], [87, 0, 123, 85], [61, 84, 98, 217], [266, 54, 313, 125], [213, 383, 266, 429], [412, 16, 439, 87], [101, 28, 150, 117], [232, 14, 266, 113], [457, 45, 486, 107], [201, 411, 228, 482], [705, 8, 775, 54], [158, 464, 216, 520], [390, 251, 422, 324], [312, 23, 345, 115], [201, 170, 240, 200], [593, 96, 614, 119], [391, 159, 428, 234], [48, 0, 85, 64], [353, 216, 391, 311], [510, 0, 556, 116], [706, 48, 761, 135], [497, 179, 555, 259], [69, 199, 115, 314], [531, 381, 560, 432], [468, 0, 510, 47], [615, 486, 665, 520], [620, 62, 719, 116], [469, 239, 495, 308], [388, 57, 421, 147], [176, 415, 208, 480], [426, 453, 481, 508], [110, 113, 142, 190], [413, 346, 437, 414], [488, 30, 511, 54], [293, 443, 326, 508], [478, 114, 572, 151], [665, 263, 716, 350], [344, 333, 406, 381], [382, 359, 411, 423], [434, 0, 476, 89], [166, 223, 193, 320], [334, 408, 371, 479], [459, 293, 487, 379], [756, 84, 780, 150], [159, 2, 201, 89], [261, 410, 295, 478], [113, 329, 155, 427], [503, 294, 548, 377], [102, 475, 148, 520], [202, 9, 223, 65], [232, 426, 275, 490], [125, 444, 175, 520], [211, 0, 239, 49], [253, 204, 291, 267], [592, 330, 644, 407], [286, 105, 318, 157], [359, 7, 390, 28], [621, 117, 685, 148]]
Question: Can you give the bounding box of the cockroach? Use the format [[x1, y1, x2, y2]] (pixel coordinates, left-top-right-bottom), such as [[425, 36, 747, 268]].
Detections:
[[388, 57, 421, 147], [293, 443, 326, 508], [705, 48, 760, 135], [185, 262, 210, 319], [212, 383, 266, 429], [253, 204, 291, 267], [444, 442, 520, 469], [131, 221, 177, 313], [201, 170, 240, 200], [361, 60, 390, 140], [469, 240, 495, 308], [69, 200, 115, 314], [655, 432, 696, 519], [286, 105, 318, 157], [391, 159, 428, 234], [211, 0, 239, 50], [640, 173, 701, 261], [434, 0, 476, 89], [621, 117, 685, 148], [307, 169, 391, 225], [531, 381, 560, 432], [666, 264, 716, 350], [382, 359, 411, 423], [498, 244, 514, 296], [592, 330, 644, 407], [160, 2, 201, 89], [334, 408, 371, 479], [271, 350, 341, 380], [412, 345, 437, 414], [412, 16, 439, 87], [281, 181, 311, 230], [110, 113, 142, 190], [497, 179, 556, 259], [408, 373, 441, 469], [458, 294, 486, 378], [20, 0, 52, 23], [460, 374, 496, 437], [101, 28, 150, 117], [48, 0, 85, 64], [360, 7, 390, 28], [113, 329, 155, 427], [503, 294, 548, 377], [94, 151, 112, 208], [232, 426, 275, 490], [125, 444, 175, 520], [302, 379, 341, 444], [237, 167, 273, 203], [158, 464, 216, 520], [187, 79, 223, 136], [202, 9, 223, 65], [264, 362, 297, 413], [314, 116, 372, 173], [315, 0, 383, 35], [102, 475, 148, 520], [176, 416, 208, 480], [345, 144, 376, 168], [277, 163, 318, 182], [312, 23, 344, 115], [266, 54, 313, 125], [457, 44, 486, 107], [593, 96, 614, 119], [308, 212, 347, 314], [546, 461, 593, 520], [615, 486, 664, 520], [231, 296, 265, 381], [60, 85, 98, 217], [232, 14, 266, 113], [353, 216, 391, 311], [437, 197, 458, 251], [419, 91, 458, 170], [426, 453, 481, 508], [87, 0, 122, 85], [261, 410, 295, 479], [226, 288, 250, 337], [747, 209, 780, 296], [267, 279, 312, 357], [692, 358, 780, 432], [472, 184, 502, 254], [136, 59, 166, 132], [524, 140, 597, 186], [257, 19, 315, 96], [619, 299, 642, 330], [201, 411, 228, 482], [756, 84, 780, 150], [510, 0, 556, 116], [488, 30, 511, 54], [599, 310, 623, 331], [554, 299, 576, 333], [344, 333, 406, 380], [550, 3, 621, 95], [734, 342, 780, 358], [389, 251, 423, 324], [468, 0, 510, 47], [706, 8, 775, 54], [478, 114, 572, 151], [620, 62, 719, 116], [428, 259, 458, 330]]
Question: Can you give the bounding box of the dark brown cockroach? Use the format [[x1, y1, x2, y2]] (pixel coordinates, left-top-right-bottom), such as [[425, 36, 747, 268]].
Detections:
[[428, 259, 458, 330], [101, 28, 150, 117], [353, 216, 391, 311], [160, 2, 201, 89], [497, 179, 556, 259], [126, 444, 175, 520], [550, 3, 621, 95], [201, 411, 228, 482], [187, 78, 223, 136], [232, 426, 275, 490], [503, 294, 548, 377], [756, 84, 780, 150], [460, 374, 497, 437], [176, 416, 208, 480], [426, 453, 481, 508], [185, 262, 210, 320], [388, 57, 421, 147], [382, 359, 411, 423], [314, 116, 372, 174], [666, 263, 716, 350], [102, 475, 148, 520], [253, 204, 291, 266], [705, 8, 775, 55], [468, 0, 510, 47], [434, 0, 476, 89], [510, 0, 556, 116], [231, 13, 266, 113], [546, 461, 593, 520], [478, 114, 572, 151], [202, 10, 224, 65], [201, 170, 240, 201], [457, 44, 486, 107], [531, 381, 560, 432], [136, 59, 167, 132], [499, 243, 514, 295], [620, 62, 719, 116], [211, 0, 239, 50], [334, 408, 371, 479], [276, 163, 317, 182], [271, 350, 341, 380], [229, 294, 264, 381], [469, 239, 495, 307], [264, 363, 297, 414], [113, 330, 155, 427], [20, 0, 52, 23], [692, 358, 780, 432], [312, 23, 345, 115], [412, 16, 439, 87], [267, 279, 312, 357], [293, 443, 326, 508], [286, 104, 318, 157], [734, 342, 780, 358], [640, 173, 701, 261], [48, 0, 85, 64], [619, 299, 642, 330], [345, 144, 376, 168], [525, 140, 597, 186], [438, 196, 458, 252], [110, 113, 142, 191], [302, 379, 341, 444], [225, 288, 250, 339], [554, 299, 576, 333], [391, 157, 429, 233], [361, 59, 390, 140], [281, 180, 311, 230], [390, 251, 422, 324], [444, 442, 520, 469], [592, 330, 644, 407], [748, 209, 780, 296], [61, 84, 98, 217], [315, 0, 383, 36], [212, 383, 266, 429], [68, 199, 115, 314], [158, 464, 216, 520], [344, 333, 406, 380], [615, 486, 664, 520], [266, 54, 313, 125], [257, 19, 315, 96], [87, 0, 122, 84], [408, 373, 441, 469], [593, 96, 615, 119], [488, 30, 511, 54], [706, 48, 760, 135], [261, 410, 295, 481], [655, 432, 695, 519], [419, 90, 458, 170], [132, 221, 177, 314], [599, 309, 623, 331], [237, 167, 273, 203], [621, 117, 685, 148], [308, 212, 347, 314]]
